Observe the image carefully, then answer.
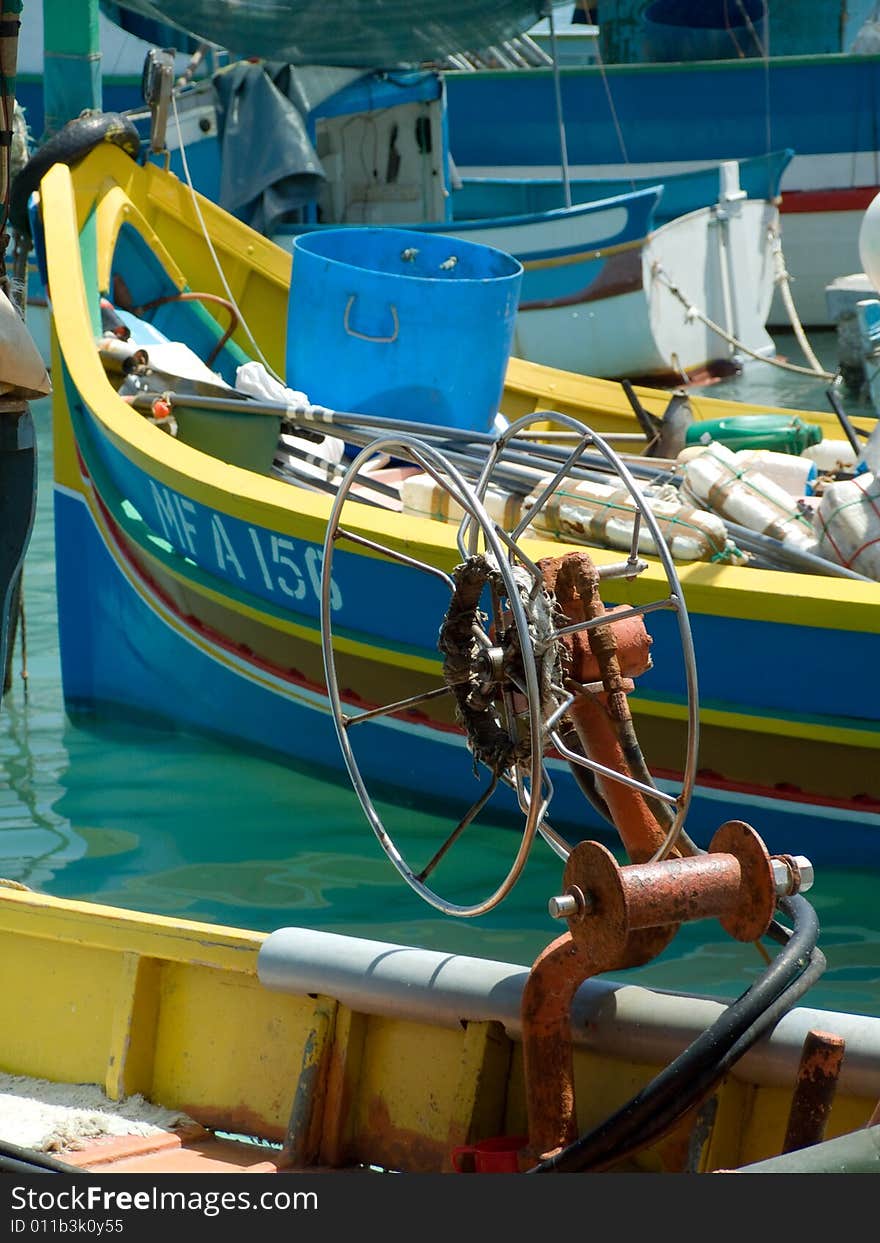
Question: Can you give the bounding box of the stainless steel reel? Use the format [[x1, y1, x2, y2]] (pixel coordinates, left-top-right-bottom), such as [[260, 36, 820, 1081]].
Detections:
[[320, 412, 700, 918]]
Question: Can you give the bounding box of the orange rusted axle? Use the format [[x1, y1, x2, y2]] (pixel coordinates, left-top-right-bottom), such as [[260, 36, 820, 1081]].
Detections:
[[540, 548, 694, 863], [539, 550, 653, 686]]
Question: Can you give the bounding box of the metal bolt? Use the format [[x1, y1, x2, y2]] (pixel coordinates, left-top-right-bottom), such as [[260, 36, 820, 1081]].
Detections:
[[771, 855, 815, 896], [475, 646, 505, 684], [548, 886, 589, 921]]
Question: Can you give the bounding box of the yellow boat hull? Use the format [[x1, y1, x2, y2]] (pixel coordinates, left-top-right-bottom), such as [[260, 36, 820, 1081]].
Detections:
[[1, 884, 877, 1174]]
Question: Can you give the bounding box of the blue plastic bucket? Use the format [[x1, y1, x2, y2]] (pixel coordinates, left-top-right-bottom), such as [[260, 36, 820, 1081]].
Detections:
[[286, 227, 523, 433], [640, 0, 767, 61]]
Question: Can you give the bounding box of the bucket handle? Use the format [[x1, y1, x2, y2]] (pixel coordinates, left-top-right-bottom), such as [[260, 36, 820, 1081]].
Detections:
[[343, 294, 399, 344]]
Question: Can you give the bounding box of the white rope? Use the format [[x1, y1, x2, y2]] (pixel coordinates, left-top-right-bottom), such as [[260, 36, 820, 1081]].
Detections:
[[651, 261, 837, 381], [170, 94, 283, 382], [767, 226, 830, 375]]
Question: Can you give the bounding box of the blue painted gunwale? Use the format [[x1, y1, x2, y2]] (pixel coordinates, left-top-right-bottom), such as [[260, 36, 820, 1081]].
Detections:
[[443, 54, 880, 175], [450, 150, 793, 228]]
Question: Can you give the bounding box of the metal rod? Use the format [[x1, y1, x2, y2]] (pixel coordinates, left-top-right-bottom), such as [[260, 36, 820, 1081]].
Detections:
[[132, 390, 670, 484], [550, 729, 679, 807], [335, 526, 454, 589], [515, 430, 649, 443], [416, 776, 500, 881], [343, 684, 453, 728], [826, 385, 866, 455], [509, 435, 590, 542], [548, 595, 678, 643]]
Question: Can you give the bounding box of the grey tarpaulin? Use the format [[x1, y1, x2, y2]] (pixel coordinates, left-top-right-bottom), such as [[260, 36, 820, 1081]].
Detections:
[[213, 61, 331, 236]]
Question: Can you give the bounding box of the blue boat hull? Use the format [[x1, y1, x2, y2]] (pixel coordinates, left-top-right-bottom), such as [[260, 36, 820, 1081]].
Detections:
[[54, 482, 880, 866]]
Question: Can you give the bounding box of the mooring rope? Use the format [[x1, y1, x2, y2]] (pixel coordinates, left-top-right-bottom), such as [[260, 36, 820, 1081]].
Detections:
[[651, 261, 837, 382], [767, 226, 830, 376]]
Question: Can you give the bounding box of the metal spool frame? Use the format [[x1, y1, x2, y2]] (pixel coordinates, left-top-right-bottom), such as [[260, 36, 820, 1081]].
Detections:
[[320, 414, 700, 917]]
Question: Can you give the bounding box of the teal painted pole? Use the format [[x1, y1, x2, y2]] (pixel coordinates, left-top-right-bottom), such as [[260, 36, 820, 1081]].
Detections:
[[43, 0, 102, 137]]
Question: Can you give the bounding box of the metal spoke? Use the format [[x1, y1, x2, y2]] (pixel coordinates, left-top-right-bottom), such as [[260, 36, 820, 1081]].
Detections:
[[543, 692, 576, 735], [459, 438, 505, 559], [336, 526, 454, 589], [550, 728, 679, 807], [491, 521, 546, 587], [343, 684, 453, 728], [509, 436, 590, 543], [416, 775, 500, 881], [547, 595, 679, 644]]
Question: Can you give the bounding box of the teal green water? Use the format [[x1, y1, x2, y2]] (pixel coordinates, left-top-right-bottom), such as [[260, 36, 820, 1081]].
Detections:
[[4, 336, 880, 1020]]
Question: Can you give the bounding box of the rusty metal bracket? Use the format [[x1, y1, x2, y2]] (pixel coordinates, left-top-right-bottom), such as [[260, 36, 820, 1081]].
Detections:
[[521, 821, 780, 1161]]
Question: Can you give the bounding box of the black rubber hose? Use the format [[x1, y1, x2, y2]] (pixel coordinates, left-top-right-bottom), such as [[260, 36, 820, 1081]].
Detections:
[[555, 721, 616, 828], [575, 943, 827, 1173], [528, 895, 822, 1173]]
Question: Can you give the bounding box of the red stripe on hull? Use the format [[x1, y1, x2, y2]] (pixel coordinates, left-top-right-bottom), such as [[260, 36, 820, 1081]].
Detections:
[[781, 186, 880, 215]]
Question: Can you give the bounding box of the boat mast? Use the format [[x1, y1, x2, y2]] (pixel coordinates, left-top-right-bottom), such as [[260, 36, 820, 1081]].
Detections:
[[543, 0, 572, 207], [43, 0, 102, 136]]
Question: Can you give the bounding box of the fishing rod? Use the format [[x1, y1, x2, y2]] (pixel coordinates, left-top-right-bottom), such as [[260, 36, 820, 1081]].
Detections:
[[129, 390, 872, 579], [128, 389, 667, 479]]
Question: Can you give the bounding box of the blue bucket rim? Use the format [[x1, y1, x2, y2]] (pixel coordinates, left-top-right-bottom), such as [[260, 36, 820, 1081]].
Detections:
[[291, 225, 523, 282]]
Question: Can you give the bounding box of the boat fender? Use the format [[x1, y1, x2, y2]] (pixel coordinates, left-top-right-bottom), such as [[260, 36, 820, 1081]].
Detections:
[[9, 111, 141, 235]]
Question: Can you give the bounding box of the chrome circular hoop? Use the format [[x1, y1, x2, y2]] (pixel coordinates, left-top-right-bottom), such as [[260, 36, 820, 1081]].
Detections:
[[320, 433, 568, 918], [320, 412, 701, 918]]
